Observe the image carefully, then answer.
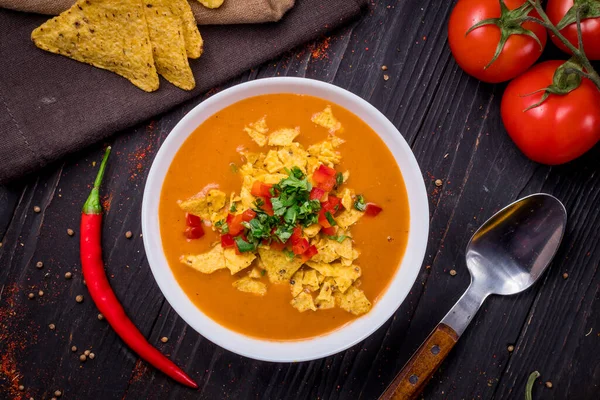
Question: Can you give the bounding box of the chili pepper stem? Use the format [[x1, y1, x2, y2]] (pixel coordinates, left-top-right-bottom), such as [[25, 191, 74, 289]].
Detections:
[[526, 0, 600, 90], [82, 146, 111, 215]]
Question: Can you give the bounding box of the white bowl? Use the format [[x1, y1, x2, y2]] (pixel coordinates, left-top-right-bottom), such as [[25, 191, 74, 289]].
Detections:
[[142, 77, 429, 362]]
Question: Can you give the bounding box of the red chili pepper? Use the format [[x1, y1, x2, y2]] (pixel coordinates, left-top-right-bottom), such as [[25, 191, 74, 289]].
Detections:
[[79, 148, 197, 389], [365, 203, 383, 216]]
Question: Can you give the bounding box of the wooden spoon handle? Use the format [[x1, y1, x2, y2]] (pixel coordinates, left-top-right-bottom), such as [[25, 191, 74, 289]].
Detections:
[[379, 323, 459, 400]]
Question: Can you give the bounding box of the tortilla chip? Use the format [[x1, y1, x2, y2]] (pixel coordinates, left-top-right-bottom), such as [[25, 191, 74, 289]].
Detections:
[[340, 188, 354, 211], [260, 173, 288, 184], [168, 0, 203, 58], [263, 150, 284, 173], [330, 135, 346, 148], [311, 105, 343, 133], [307, 141, 341, 167], [181, 244, 225, 273], [258, 247, 304, 284], [268, 127, 300, 146], [291, 292, 316, 312], [335, 209, 364, 230], [248, 265, 264, 279], [179, 189, 227, 221], [31, 0, 159, 92], [310, 236, 352, 264], [303, 269, 320, 291], [278, 144, 309, 173], [335, 285, 371, 316], [305, 261, 361, 287], [224, 248, 256, 274], [233, 277, 267, 296], [244, 116, 269, 147], [315, 278, 335, 309], [290, 270, 304, 298], [143, 0, 195, 90], [303, 224, 321, 238], [197, 0, 225, 9]]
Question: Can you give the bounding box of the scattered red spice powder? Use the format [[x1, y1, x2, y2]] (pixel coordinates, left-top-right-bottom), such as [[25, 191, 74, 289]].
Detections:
[[101, 193, 113, 213], [309, 36, 331, 60]]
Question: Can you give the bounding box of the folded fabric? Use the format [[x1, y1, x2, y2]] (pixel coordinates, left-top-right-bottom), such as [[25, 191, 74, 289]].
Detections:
[[0, 0, 295, 24], [0, 0, 367, 183]]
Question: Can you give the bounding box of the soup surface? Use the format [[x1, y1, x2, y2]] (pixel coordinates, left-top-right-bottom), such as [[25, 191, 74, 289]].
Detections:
[[159, 93, 409, 340]]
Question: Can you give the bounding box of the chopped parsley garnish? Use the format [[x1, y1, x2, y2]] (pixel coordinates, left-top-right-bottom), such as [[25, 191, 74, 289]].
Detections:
[[234, 237, 255, 253], [214, 219, 229, 234], [354, 194, 367, 212], [325, 211, 337, 226], [328, 235, 348, 243], [335, 172, 343, 189], [230, 203, 237, 213], [283, 249, 295, 260]]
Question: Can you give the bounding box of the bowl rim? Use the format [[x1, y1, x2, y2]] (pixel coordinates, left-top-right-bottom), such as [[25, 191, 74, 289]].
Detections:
[[142, 77, 429, 362]]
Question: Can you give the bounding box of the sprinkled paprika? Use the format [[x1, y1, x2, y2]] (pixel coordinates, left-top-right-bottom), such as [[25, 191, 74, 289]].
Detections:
[[79, 147, 197, 388]]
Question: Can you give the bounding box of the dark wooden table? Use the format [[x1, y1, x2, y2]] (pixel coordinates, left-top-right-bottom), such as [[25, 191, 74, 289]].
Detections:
[[1, 1, 599, 399]]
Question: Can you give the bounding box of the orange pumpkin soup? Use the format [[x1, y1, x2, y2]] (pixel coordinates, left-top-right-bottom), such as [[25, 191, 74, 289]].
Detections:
[[159, 94, 409, 340]]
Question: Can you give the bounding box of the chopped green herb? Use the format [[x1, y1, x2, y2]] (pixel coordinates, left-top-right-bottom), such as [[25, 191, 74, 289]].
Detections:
[[254, 197, 265, 207], [354, 195, 367, 212], [335, 172, 343, 189], [328, 235, 348, 243], [214, 219, 229, 234], [230, 203, 237, 213], [325, 211, 337, 226], [234, 237, 255, 253], [229, 162, 238, 173], [260, 269, 266, 276], [283, 249, 296, 260]]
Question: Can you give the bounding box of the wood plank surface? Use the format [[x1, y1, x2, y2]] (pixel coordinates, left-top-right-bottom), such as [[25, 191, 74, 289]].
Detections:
[[1, 1, 598, 399]]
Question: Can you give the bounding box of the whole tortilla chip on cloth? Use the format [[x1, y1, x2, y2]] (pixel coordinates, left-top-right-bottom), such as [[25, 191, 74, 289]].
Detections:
[[31, 0, 159, 92], [171, 0, 203, 58], [143, 0, 195, 90]]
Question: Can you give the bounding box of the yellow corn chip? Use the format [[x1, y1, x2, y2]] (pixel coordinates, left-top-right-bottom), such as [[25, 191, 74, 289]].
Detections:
[[31, 0, 159, 92], [170, 0, 203, 58], [233, 277, 267, 296], [224, 248, 256, 274], [143, 0, 194, 90], [197, 0, 225, 9], [307, 141, 341, 167], [311, 105, 343, 133], [244, 116, 269, 147], [291, 292, 317, 312], [258, 247, 304, 284], [335, 285, 371, 316], [303, 269, 320, 292], [248, 265, 264, 279], [268, 127, 300, 146], [263, 150, 284, 173], [335, 209, 364, 230], [315, 278, 335, 309], [340, 188, 354, 211], [260, 173, 288, 184], [180, 244, 225, 273], [178, 189, 226, 221], [303, 224, 321, 238], [290, 270, 304, 298], [278, 144, 309, 173]]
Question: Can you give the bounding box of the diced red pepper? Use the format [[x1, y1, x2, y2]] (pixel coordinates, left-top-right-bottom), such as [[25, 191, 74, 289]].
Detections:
[[268, 240, 287, 251], [251, 181, 273, 198], [301, 245, 319, 262], [220, 234, 235, 248], [290, 226, 303, 244], [312, 165, 337, 191], [258, 197, 274, 216], [242, 209, 257, 222], [227, 214, 245, 236], [322, 196, 342, 214], [309, 187, 326, 201], [184, 226, 204, 240], [321, 226, 336, 236], [292, 238, 310, 255], [365, 203, 383, 216], [318, 209, 333, 228], [186, 213, 202, 227]]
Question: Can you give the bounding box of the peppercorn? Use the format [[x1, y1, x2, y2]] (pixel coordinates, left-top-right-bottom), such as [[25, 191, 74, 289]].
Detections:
[[75, 295, 84, 303], [36, 261, 43, 269], [49, 323, 55, 330], [125, 231, 133, 239], [33, 206, 41, 213], [449, 269, 457, 276], [79, 354, 87, 362], [67, 228, 74, 236], [71, 346, 77, 352], [65, 272, 72, 279], [161, 337, 168, 343]]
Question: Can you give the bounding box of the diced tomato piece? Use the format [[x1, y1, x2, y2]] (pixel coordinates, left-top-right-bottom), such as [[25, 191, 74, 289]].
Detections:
[[186, 213, 202, 227], [322, 196, 342, 214], [221, 234, 235, 248], [309, 187, 326, 201], [321, 226, 336, 236], [290, 226, 303, 244], [258, 197, 274, 216], [269, 240, 287, 251], [242, 209, 257, 222], [365, 203, 383, 216], [184, 226, 204, 240], [318, 209, 332, 228], [312, 164, 337, 191], [228, 214, 245, 236], [251, 181, 273, 198], [292, 238, 310, 255], [301, 245, 319, 262]]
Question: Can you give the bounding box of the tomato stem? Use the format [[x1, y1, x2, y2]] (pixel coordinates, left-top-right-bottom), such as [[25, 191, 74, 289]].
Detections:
[[526, 0, 600, 90]]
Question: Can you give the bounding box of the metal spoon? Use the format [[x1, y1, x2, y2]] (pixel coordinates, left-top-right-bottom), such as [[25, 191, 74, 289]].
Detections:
[[380, 193, 567, 400]]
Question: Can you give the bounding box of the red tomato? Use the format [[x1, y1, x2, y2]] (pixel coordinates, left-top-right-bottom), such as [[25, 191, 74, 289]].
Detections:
[[365, 203, 383, 216], [321, 196, 342, 215], [251, 181, 273, 198], [221, 234, 235, 248], [227, 214, 245, 236], [184, 226, 204, 240], [546, 0, 600, 60], [258, 197, 274, 216], [312, 164, 337, 191], [185, 213, 202, 227], [292, 238, 310, 255], [448, 0, 547, 83], [290, 226, 303, 244], [309, 187, 326, 201], [242, 209, 256, 221], [301, 245, 319, 262], [501, 60, 600, 165]]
